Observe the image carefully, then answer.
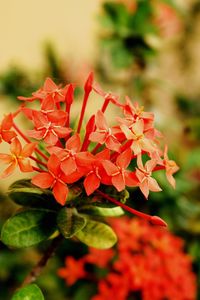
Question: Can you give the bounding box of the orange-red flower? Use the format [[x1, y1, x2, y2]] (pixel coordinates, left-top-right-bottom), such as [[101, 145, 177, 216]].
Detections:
[[120, 119, 155, 155], [28, 110, 71, 145], [102, 149, 138, 191], [136, 154, 162, 198], [57, 256, 86, 285], [32, 154, 69, 205], [89, 110, 121, 152], [0, 138, 36, 178], [83, 149, 110, 195]]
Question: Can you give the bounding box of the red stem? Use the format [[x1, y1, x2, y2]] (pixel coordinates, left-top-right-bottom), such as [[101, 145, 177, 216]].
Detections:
[[30, 156, 47, 168], [77, 92, 90, 134], [56, 102, 61, 110], [32, 166, 43, 172], [101, 98, 110, 113], [91, 143, 102, 154], [96, 190, 167, 227]]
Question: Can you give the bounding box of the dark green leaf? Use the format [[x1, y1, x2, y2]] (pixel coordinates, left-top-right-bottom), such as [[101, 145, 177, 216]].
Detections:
[[8, 179, 60, 210], [76, 219, 117, 249], [1, 209, 57, 248], [12, 284, 44, 300], [57, 208, 86, 238]]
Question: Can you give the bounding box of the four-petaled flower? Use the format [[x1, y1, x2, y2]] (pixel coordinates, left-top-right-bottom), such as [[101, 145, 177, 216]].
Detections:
[[32, 154, 69, 205], [18, 77, 69, 106], [102, 149, 138, 191], [0, 138, 36, 178], [28, 110, 71, 145], [83, 149, 110, 195], [136, 155, 162, 198], [121, 119, 155, 155], [89, 110, 121, 152]]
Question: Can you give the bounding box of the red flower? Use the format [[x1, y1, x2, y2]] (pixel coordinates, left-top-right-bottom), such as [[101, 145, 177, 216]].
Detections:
[[136, 155, 162, 198], [58, 256, 86, 285], [83, 149, 110, 195], [84, 247, 114, 268], [0, 138, 36, 178], [28, 110, 71, 145], [89, 110, 121, 152], [32, 154, 68, 205], [102, 149, 138, 191], [120, 119, 155, 155], [18, 77, 69, 105], [48, 133, 91, 177]]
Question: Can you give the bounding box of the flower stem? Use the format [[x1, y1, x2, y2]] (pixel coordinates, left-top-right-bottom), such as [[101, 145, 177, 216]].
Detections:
[[96, 190, 167, 227], [30, 156, 47, 168], [21, 235, 63, 287]]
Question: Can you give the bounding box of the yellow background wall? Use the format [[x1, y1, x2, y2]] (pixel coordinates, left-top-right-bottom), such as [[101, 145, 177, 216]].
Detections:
[[0, 0, 101, 71]]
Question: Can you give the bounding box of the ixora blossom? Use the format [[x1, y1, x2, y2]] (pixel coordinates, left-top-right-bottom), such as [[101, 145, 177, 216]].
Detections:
[[0, 73, 179, 228], [58, 217, 197, 300]]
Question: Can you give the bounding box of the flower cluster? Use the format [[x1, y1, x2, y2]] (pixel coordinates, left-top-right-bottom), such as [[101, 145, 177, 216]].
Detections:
[[0, 73, 178, 223], [58, 217, 197, 300]]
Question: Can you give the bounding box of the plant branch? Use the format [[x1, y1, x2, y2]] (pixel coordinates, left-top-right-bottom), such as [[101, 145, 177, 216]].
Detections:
[[21, 235, 63, 287]]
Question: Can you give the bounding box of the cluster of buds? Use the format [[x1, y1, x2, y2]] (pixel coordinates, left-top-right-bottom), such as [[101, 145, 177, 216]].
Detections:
[[0, 73, 179, 225]]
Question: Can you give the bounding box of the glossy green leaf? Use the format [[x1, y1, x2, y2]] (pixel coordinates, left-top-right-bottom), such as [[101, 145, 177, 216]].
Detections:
[[79, 205, 124, 217], [12, 284, 44, 300], [76, 219, 117, 249], [8, 179, 59, 210], [1, 209, 57, 248], [57, 208, 86, 238]]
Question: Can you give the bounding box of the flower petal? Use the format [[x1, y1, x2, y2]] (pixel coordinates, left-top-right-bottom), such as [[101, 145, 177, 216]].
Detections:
[[95, 110, 108, 130], [112, 173, 125, 192], [43, 77, 58, 92], [32, 172, 54, 189], [10, 138, 22, 156], [21, 142, 37, 157], [53, 181, 68, 205], [18, 158, 33, 172], [102, 160, 118, 176], [61, 157, 77, 175], [0, 162, 17, 178], [66, 133, 81, 152], [116, 149, 132, 169], [105, 135, 121, 152], [47, 154, 60, 175], [84, 173, 100, 195]]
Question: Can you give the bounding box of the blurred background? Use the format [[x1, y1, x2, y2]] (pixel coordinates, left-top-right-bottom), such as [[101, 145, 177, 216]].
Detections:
[[0, 0, 200, 299]]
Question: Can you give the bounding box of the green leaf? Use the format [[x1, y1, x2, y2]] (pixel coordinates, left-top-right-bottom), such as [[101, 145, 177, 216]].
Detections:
[[57, 208, 86, 238], [1, 209, 57, 248], [76, 219, 117, 249], [79, 205, 124, 217], [8, 179, 60, 210], [12, 284, 44, 300]]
